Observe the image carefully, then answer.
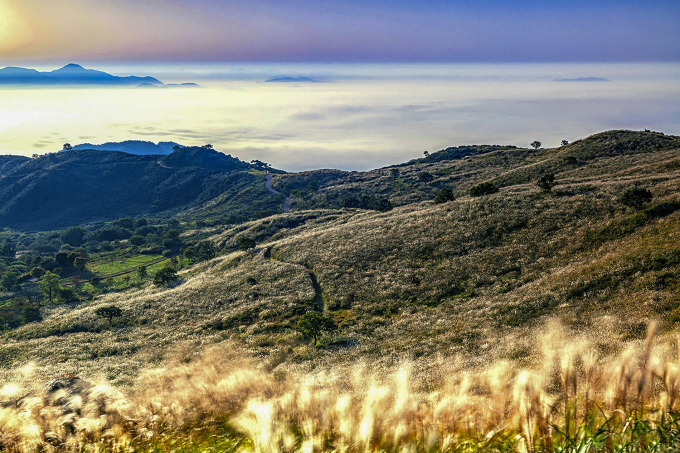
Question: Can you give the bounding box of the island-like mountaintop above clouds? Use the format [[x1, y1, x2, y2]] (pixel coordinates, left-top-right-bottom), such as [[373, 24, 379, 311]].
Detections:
[[67, 140, 182, 155], [0, 64, 166, 86]]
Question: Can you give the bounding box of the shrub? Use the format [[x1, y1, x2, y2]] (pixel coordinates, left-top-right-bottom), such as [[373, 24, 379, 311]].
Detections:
[[434, 188, 455, 204], [22, 305, 42, 323], [374, 199, 393, 212], [59, 287, 78, 303], [536, 174, 556, 193], [153, 267, 178, 286], [417, 172, 433, 183], [469, 182, 498, 197], [620, 187, 653, 210], [237, 237, 256, 251], [196, 241, 217, 260]]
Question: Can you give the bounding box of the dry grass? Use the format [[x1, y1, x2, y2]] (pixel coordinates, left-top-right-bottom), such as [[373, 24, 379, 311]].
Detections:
[[1, 323, 680, 451]]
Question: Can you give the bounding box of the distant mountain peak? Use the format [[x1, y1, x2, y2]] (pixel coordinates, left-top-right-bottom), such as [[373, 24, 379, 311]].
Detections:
[[69, 140, 182, 155], [0, 63, 178, 87], [265, 76, 317, 83]]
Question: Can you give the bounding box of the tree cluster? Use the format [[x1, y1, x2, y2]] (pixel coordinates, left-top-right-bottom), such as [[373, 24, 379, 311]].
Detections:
[[340, 195, 392, 212]]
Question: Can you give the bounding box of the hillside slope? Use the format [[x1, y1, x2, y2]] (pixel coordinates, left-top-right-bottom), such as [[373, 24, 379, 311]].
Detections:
[[0, 147, 284, 230], [0, 130, 678, 387]]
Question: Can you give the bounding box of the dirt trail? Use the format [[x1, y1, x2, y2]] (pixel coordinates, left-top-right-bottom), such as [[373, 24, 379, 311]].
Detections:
[[265, 174, 292, 213]]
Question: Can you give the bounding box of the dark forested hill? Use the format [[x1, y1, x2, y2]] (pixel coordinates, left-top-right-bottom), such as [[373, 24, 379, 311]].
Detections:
[[0, 147, 281, 230]]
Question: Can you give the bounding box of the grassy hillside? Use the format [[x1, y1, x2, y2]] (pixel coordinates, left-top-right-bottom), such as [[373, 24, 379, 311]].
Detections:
[[0, 129, 679, 451]]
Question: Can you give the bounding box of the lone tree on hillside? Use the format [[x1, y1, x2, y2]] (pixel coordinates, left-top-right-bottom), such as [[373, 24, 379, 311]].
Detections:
[[62, 143, 72, 151], [136, 265, 147, 279], [95, 305, 123, 323], [620, 187, 653, 210], [531, 141, 542, 149], [296, 311, 337, 345], [153, 267, 178, 286], [38, 271, 61, 304], [561, 140, 569, 146], [537, 174, 557, 193]]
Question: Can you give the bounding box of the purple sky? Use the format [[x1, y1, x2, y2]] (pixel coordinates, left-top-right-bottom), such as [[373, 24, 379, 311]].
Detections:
[[1, 0, 678, 62]]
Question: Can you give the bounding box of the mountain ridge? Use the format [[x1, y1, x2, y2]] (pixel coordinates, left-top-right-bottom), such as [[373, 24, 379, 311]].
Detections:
[[0, 63, 165, 86]]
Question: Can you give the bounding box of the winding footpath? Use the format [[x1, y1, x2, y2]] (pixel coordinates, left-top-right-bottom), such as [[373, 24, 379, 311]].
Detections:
[[266, 174, 291, 213]]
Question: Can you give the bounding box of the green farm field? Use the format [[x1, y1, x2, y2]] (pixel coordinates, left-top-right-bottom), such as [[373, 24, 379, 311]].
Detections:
[[88, 254, 164, 276]]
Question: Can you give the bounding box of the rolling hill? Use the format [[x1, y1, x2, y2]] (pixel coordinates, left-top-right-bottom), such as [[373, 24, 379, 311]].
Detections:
[[0, 129, 679, 451], [0, 146, 284, 230]]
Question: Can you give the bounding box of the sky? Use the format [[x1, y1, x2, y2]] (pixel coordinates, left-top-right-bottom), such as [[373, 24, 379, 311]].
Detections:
[[0, 0, 678, 63]]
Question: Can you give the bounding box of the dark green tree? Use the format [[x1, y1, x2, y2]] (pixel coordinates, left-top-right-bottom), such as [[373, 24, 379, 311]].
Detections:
[[30, 267, 46, 279], [22, 305, 42, 323], [115, 217, 134, 229], [59, 286, 78, 303], [183, 245, 196, 263], [197, 241, 216, 260], [1, 272, 18, 291], [237, 237, 256, 251], [417, 172, 433, 182], [531, 141, 542, 149], [165, 229, 180, 239], [55, 251, 71, 268], [620, 187, 653, 210], [561, 140, 569, 146], [95, 305, 123, 323], [0, 241, 15, 257], [62, 143, 72, 150], [61, 226, 86, 247], [295, 311, 337, 345], [74, 257, 87, 274], [434, 188, 455, 204], [153, 267, 178, 286], [536, 174, 557, 193], [136, 265, 148, 279], [129, 235, 146, 246], [38, 271, 61, 304], [374, 199, 393, 212], [390, 168, 400, 180]]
